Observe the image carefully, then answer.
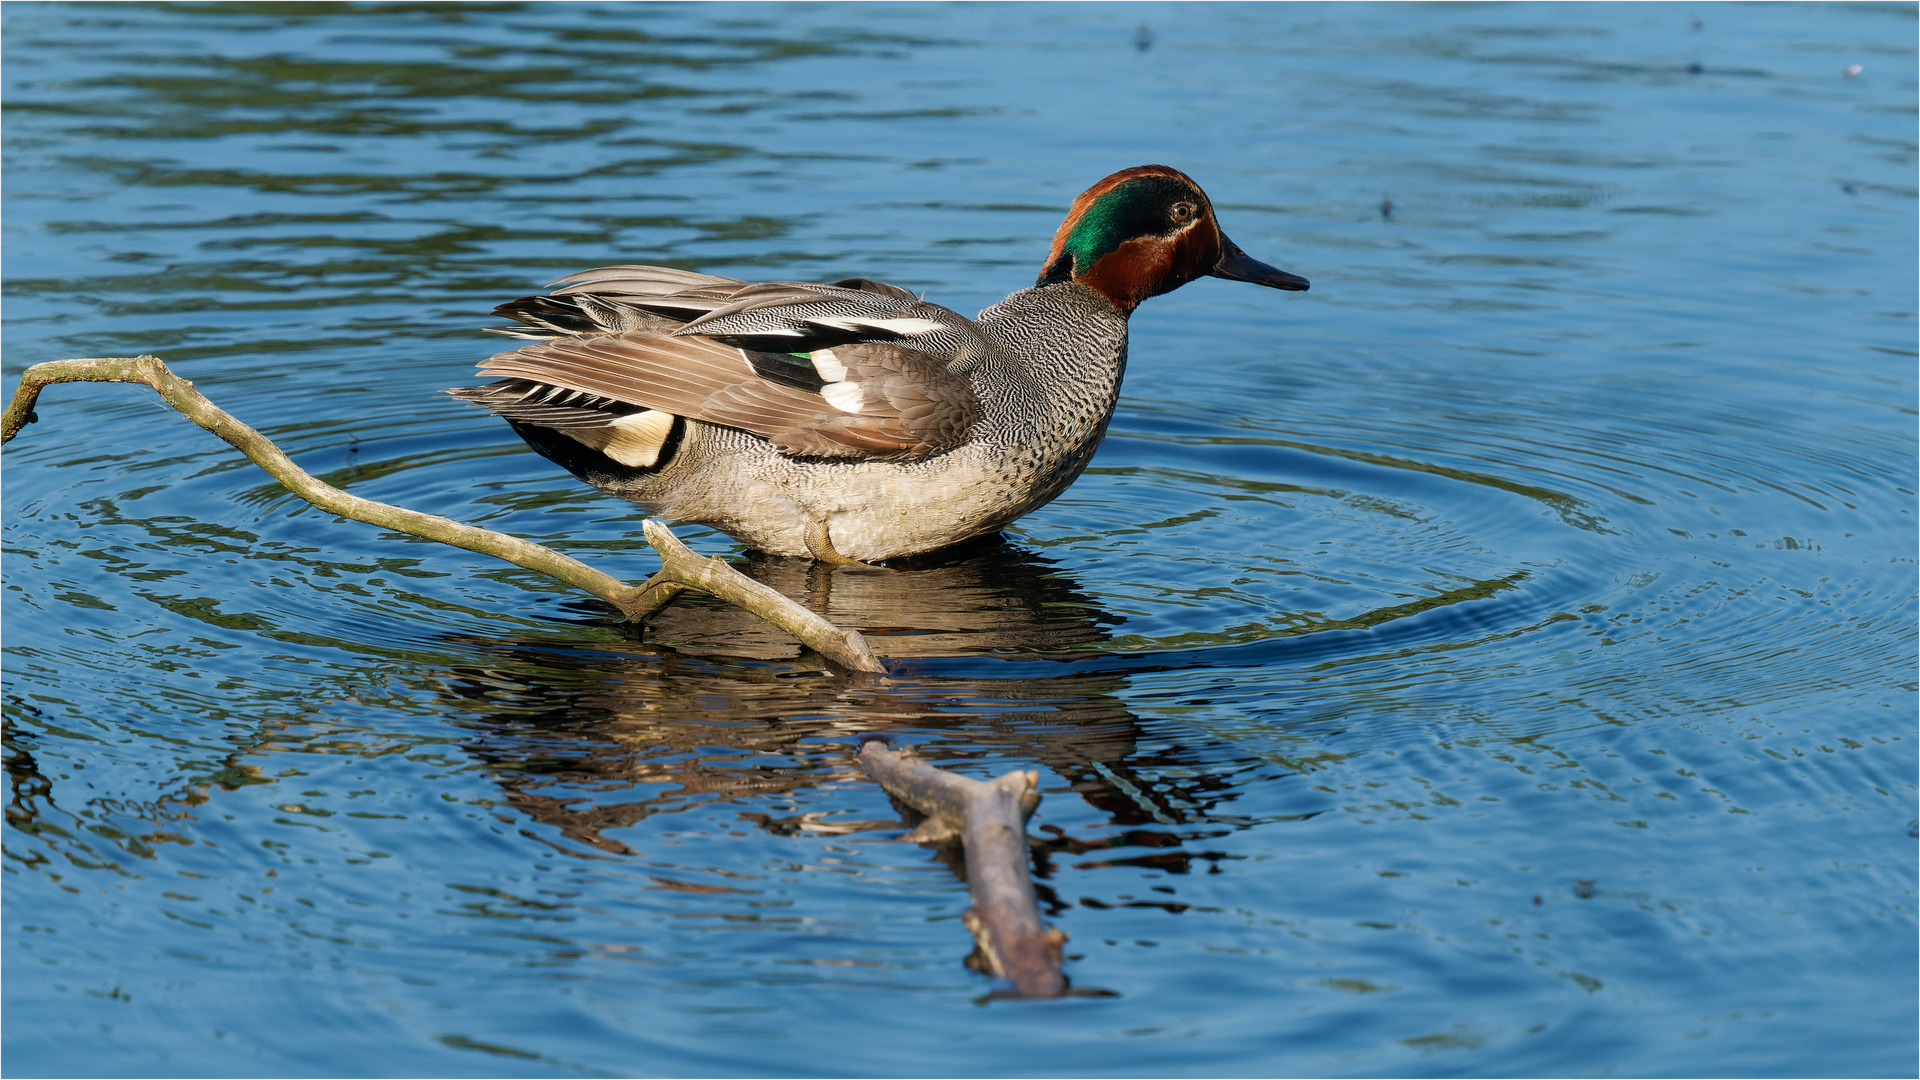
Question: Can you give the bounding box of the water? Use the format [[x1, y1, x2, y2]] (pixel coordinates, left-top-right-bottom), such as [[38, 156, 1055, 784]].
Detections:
[[3, 3, 1914, 1076]]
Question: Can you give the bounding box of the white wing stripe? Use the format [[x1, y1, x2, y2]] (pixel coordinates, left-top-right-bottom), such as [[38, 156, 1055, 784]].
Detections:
[[820, 381, 866, 414], [808, 316, 944, 335], [811, 348, 848, 383]]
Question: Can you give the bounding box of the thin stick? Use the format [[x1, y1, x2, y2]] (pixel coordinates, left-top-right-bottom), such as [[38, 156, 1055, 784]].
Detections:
[[859, 740, 1066, 998], [3, 356, 884, 673], [643, 519, 879, 668]]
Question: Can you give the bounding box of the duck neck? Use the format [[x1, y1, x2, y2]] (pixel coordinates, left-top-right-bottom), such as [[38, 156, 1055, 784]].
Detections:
[[971, 280, 1131, 458], [973, 281, 1130, 382]]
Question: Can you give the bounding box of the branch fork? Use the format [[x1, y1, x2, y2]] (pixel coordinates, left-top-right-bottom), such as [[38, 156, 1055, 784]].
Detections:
[[2, 355, 882, 672]]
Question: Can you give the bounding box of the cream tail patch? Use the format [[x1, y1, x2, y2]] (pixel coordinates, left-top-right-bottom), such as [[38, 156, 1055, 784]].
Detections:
[[563, 409, 676, 467]]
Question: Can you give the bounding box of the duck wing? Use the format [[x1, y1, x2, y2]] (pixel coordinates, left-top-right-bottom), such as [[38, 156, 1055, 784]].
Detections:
[[458, 265, 987, 463], [456, 332, 979, 461], [490, 265, 976, 355], [481, 267, 734, 339]]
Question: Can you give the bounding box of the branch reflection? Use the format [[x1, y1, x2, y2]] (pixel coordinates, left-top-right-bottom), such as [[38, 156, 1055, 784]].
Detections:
[[438, 540, 1244, 862]]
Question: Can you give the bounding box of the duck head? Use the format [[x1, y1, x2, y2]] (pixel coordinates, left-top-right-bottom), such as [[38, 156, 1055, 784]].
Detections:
[[1038, 165, 1309, 316]]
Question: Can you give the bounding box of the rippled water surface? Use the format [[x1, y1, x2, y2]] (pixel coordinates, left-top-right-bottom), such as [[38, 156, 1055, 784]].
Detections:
[[4, 3, 1915, 1076]]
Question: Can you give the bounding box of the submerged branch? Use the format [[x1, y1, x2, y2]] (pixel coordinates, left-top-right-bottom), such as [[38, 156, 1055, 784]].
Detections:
[[859, 739, 1066, 998], [2, 355, 883, 673]]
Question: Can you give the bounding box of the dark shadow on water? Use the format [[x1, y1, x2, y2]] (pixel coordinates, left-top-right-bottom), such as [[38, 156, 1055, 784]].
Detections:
[[434, 540, 1262, 863]]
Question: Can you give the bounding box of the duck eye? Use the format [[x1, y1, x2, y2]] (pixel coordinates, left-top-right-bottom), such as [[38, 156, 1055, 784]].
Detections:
[[1170, 203, 1196, 223]]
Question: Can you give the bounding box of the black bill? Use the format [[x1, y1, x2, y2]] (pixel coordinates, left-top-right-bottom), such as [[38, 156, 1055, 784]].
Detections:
[[1211, 236, 1310, 291]]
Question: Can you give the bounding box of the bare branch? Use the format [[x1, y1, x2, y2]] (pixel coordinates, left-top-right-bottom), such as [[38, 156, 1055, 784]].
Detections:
[[3, 356, 884, 673], [859, 740, 1066, 998], [641, 519, 881, 670]]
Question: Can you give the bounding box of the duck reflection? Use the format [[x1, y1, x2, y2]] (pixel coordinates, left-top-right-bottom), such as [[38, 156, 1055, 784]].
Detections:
[[437, 539, 1242, 862], [634, 534, 1121, 660]]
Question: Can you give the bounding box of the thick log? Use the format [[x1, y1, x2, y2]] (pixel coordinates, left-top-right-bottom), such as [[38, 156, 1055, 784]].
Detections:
[[859, 740, 1066, 998], [2, 356, 883, 673]]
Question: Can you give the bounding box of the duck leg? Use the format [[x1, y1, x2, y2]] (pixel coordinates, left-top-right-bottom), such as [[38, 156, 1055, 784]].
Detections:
[[804, 516, 883, 569]]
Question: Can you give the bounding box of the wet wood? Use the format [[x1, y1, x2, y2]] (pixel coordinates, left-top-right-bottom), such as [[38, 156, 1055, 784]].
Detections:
[[1, 355, 884, 673], [858, 739, 1067, 998]]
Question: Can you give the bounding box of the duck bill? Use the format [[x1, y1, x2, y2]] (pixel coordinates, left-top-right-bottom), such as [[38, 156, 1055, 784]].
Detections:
[[1210, 236, 1309, 291]]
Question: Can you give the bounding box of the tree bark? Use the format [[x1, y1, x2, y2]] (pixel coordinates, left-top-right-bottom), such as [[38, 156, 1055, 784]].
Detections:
[[858, 740, 1067, 998]]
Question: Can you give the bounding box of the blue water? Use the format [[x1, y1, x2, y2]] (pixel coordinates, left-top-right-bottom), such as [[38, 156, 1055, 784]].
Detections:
[[4, 3, 1915, 1076]]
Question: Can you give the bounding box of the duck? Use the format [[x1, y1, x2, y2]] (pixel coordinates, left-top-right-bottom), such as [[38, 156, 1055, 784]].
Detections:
[[449, 165, 1308, 564]]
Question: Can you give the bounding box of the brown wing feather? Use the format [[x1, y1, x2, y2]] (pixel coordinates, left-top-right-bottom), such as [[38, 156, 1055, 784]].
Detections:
[[831, 344, 982, 455], [479, 334, 749, 411], [476, 332, 977, 460]]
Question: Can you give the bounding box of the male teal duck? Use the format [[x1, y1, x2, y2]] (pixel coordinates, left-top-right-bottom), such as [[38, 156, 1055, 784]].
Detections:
[[451, 165, 1308, 564]]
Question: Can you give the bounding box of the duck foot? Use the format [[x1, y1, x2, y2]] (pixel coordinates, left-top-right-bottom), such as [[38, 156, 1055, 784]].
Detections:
[[805, 517, 885, 569], [642, 520, 884, 671]]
